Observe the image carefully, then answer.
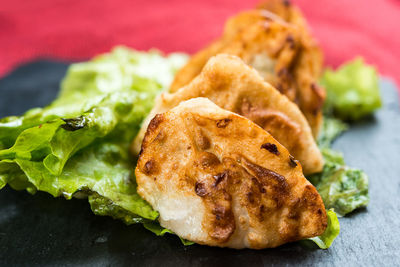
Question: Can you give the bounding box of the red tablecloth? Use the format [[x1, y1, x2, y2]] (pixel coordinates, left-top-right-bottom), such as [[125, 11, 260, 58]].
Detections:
[[1, 0, 400, 85]]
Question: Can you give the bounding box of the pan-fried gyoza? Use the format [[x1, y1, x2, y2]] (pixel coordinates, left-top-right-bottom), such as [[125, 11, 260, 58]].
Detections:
[[133, 55, 323, 175], [169, 1, 325, 137], [135, 98, 327, 249]]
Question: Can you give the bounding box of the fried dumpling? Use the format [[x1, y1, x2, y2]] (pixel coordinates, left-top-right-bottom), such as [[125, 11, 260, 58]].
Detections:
[[133, 54, 323, 175], [169, 3, 325, 137], [135, 98, 327, 249]]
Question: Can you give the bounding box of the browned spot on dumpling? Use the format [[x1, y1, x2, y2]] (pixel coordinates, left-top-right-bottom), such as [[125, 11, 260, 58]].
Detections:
[[198, 152, 220, 169], [247, 191, 255, 203], [154, 130, 166, 142], [240, 105, 302, 154], [195, 182, 208, 197], [252, 177, 266, 193], [195, 131, 211, 150], [209, 204, 235, 242], [261, 142, 280, 155], [142, 159, 158, 175], [243, 158, 288, 194], [216, 118, 232, 128], [213, 171, 228, 187], [289, 155, 298, 168], [285, 35, 295, 49], [147, 114, 164, 132]]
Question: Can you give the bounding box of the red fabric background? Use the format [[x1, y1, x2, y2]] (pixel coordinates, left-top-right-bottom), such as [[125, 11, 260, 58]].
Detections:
[[1, 0, 400, 85]]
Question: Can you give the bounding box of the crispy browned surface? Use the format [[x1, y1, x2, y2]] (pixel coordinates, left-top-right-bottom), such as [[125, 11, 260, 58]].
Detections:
[[133, 55, 323, 175], [169, 0, 325, 137], [135, 98, 327, 249]]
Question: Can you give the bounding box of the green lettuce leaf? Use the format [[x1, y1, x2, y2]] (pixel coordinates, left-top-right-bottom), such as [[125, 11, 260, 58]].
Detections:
[[143, 221, 195, 246], [307, 114, 369, 218], [305, 112, 368, 248], [0, 46, 188, 223], [0, 46, 188, 150], [309, 148, 369, 217], [317, 117, 348, 149], [308, 209, 340, 249], [308, 114, 370, 217], [320, 57, 382, 120]]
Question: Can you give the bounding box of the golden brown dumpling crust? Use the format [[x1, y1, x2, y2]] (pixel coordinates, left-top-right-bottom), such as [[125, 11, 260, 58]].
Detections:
[[134, 55, 323, 175], [169, 2, 325, 137], [135, 98, 327, 249]]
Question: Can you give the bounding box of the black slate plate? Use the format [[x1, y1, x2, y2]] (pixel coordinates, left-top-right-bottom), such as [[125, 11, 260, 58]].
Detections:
[[0, 60, 399, 266]]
